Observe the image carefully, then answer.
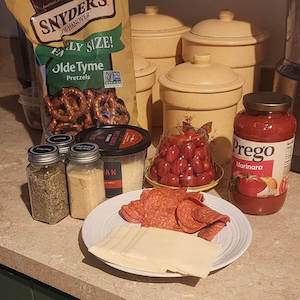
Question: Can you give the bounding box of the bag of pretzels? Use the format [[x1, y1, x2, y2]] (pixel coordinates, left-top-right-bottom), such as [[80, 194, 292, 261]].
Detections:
[[6, 0, 138, 136]]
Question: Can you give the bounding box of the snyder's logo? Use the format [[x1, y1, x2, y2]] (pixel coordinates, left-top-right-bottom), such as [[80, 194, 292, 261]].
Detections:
[[31, 0, 115, 43]]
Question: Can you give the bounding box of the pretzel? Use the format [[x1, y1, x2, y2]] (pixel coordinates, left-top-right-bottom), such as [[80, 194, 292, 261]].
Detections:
[[45, 87, 87, 122], [53, 121, 84, 135], [45, 87, 129, 135], [93, 93, 129, 125]]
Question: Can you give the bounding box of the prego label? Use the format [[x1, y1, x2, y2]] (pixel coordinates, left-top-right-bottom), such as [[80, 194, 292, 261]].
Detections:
[[231, 135, 295, 197]]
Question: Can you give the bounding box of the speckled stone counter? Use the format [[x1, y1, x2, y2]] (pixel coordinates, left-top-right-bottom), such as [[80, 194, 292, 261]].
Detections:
[[0, 78, 300, 300]]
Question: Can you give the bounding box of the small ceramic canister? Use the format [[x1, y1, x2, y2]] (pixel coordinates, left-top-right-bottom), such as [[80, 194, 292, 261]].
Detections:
[[182, 10, 269, 111], [133, 54, 156, 132], [131, 6, 190, 127], [159, 54, 244, 166]]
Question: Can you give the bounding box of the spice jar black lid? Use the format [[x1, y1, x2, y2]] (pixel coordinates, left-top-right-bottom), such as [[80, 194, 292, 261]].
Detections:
[[70, 142, 100, 163], [243, 92, 293, 112], [76, 125, 151, 156], [46, 134, 74, 154], [28, 144, 59, 164]]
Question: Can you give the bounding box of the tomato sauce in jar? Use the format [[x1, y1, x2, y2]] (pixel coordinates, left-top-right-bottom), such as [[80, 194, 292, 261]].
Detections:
[[230, 92, 297, 215]]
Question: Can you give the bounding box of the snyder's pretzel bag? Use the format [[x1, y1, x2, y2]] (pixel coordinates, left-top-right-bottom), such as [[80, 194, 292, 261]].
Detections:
[[6, 0, 137, 136]]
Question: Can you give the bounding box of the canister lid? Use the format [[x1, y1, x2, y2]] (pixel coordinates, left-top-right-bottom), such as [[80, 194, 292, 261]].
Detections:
[[46, 134, 74, 154], [243, 92, 293, 112], [131, 6, 189, 37], [75, 125, 151, 156], [70, 143, 100, 163], [133, 54, 157, 78], [183, 10, 268, 46], [28, 144, 59, 165], [159, 54, 244, 93]]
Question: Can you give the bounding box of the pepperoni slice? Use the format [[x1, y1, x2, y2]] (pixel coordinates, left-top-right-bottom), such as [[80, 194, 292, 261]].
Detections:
[[142, 207, 182, 231], [121, 205, 143, 223], [185, 191, 204, 204], [176, 200, 206, 233], [197, 221, 226, 241], [120, 206, 141, 224], [128, 200, 145, 219], [192, 205, 230, 225]]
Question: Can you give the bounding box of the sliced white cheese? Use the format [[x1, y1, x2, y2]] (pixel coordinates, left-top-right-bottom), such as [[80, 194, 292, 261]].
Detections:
[[88, 226, 221, 278], [89, 226, 166, 273]]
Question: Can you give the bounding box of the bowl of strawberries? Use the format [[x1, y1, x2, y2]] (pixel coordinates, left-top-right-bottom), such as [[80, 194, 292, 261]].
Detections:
[[146, 122, 224, 191]]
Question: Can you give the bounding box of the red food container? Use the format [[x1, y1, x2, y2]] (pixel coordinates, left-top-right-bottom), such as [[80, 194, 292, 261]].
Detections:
[[147, 121, 223, 190], [230, 92, 297, 215]]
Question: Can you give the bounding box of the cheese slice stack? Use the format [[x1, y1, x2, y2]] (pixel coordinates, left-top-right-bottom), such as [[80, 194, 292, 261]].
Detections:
[[89, 226, 221, 278]]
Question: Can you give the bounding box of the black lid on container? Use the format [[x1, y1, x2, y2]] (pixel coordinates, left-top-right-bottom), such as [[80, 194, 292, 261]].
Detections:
[[70, 142, 100, 163], [28, 144, 59, 165], [76, 125, 151, 156], [46, 134, 74, 154], [243, 92, 293, 112]]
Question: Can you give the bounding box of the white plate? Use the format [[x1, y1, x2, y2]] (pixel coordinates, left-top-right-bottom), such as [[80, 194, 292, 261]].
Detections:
[[82, 189, 252, 277]]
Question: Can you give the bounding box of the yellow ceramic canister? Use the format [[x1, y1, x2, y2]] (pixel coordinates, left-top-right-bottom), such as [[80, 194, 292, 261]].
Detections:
[[130, 5, 190, 127], [182, 10, 269, 111], [133, 54, 156, 132], [159, 54, 244, 166]]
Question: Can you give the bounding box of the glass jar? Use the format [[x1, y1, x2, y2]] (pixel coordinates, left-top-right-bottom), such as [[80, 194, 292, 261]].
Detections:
[[230, 92, 297, 215], [27, 144, 69, 224], [46, 134, 74, 162], [67, 143, 105, 219]]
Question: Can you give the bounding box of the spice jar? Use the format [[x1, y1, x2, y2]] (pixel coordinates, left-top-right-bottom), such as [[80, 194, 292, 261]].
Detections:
[[27, 144, 69, 224], [230, 92, 297, 215], [182, 10, 269, 111], [131, 5, 190, 127], [133, 53, 156, 131], [67, 143, 105, 219], [76, 125, 151, 198], [46, 134, 74, 162], [159, 54, 244, 165]]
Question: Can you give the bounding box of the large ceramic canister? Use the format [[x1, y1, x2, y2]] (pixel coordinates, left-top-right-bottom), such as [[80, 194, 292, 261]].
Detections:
[[133, 54, 156, 132], [130, 5, 190, 127], [182, 10, 269, 111], [159, 54, 244, 166]]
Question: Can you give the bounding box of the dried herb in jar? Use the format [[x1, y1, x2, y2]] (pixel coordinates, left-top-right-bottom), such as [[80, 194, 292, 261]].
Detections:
[[27, 144, 69, 224]]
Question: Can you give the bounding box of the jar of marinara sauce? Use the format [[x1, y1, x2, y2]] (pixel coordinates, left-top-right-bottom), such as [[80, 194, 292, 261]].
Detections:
[[230, 92, 297, 215]]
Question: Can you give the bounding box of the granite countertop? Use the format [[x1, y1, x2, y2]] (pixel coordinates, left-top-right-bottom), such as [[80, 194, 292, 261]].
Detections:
[[0, 79, 300, 300]]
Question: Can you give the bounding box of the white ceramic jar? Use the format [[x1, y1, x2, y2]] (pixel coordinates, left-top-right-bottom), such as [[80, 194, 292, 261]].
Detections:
[[159, 54, 244, 165], [131, 6, 190, 127], [182, 10, 269, 111], [133, 54, 156, 132]]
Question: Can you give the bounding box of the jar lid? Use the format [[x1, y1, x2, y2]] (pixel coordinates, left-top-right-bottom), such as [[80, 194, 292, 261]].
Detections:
[[159, 54, 244, 93], [70, 143, 100, 163], [134, 54, 157, 78], [183, 10, 268, 46], [243, 92, 293, 112], [28, 144, 59, 165], [75, 125, 151, 156], [46, 134, 74, 154], [131, 6, 189, 37]]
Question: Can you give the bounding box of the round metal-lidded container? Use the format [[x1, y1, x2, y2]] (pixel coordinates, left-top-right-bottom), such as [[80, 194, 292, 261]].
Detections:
[[46, 134, 74, 162], [76, 125, 151, 198], [182, 9, 269, 111], [159, 54, 244, 165], [67, 142, 105, 220], [27, 144, 69, 224], [134, 54, 157, 131], [131, 5, 190, 127]]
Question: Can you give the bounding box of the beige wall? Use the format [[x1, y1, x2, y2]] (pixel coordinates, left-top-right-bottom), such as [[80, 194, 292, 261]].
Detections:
[[129, 0, 287, 67], [1, 0, 287, 67]]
